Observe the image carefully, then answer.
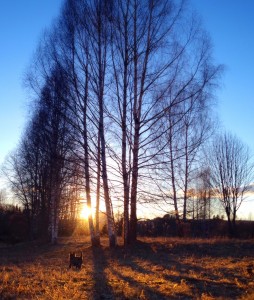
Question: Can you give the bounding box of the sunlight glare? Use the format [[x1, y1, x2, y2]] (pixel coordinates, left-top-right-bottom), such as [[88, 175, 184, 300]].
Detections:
[[80, 205, 92, 220]]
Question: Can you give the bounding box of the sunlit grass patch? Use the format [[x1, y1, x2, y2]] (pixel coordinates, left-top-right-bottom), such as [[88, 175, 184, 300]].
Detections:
[[0, 236, 254, 299]]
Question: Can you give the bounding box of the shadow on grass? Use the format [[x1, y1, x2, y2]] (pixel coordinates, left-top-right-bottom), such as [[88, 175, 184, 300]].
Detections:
[[112, 267, 179, 300], [91, 246, 115, 300], [0, 237, 253, 299], [163, 273, 244, 299], [111, 239, 249, 299], [0, 237, 90, 266], [127, 238, 254, 260]]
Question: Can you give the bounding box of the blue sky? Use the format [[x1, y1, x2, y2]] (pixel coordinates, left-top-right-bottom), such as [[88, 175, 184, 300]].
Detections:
[[1, 0, 254, 166], [0, 0, 63, 167], [0, 1, 254, 164], [191, 0, 254, 219], [0, 1, 253, 217], [192, 0, 254, 150]]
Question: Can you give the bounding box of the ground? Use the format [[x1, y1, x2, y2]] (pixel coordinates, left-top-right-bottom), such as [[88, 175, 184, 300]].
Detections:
[[0, 236, 254, 299]]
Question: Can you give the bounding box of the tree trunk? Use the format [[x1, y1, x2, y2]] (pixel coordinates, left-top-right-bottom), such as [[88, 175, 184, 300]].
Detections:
[[183, 125, 189, 221], [100, 124, 117, 247], [95, 133, 101, 242], [95, 0, 116, 248], [122, 4, 130, 246], [130, 127, 139, 243], [225, 206, 234, 237], [83, 62, 99, 247], [169, 124, 180, 222], [50, 187, 59, 244]]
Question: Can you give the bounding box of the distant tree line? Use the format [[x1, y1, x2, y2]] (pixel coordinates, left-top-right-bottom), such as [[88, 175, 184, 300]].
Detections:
[[1, 0, 253, 245], [137, 215, 254, 239], [1, 202, 254, 244], [0, 202, 94, 243]]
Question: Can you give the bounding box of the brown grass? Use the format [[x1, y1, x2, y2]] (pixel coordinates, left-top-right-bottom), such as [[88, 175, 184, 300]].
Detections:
[[0, 236, 254, 299]]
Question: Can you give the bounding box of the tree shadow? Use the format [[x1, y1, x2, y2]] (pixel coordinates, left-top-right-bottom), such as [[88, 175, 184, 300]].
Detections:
[[163, 272, 244, 299], [91, 245, 115, 300], [0, 237, 91, 266], [112, 267, 176, 300], [112, 239, 249, 299], [0, 237, 252, 299]]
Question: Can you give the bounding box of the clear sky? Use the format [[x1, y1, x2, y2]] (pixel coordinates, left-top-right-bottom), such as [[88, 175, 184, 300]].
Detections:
[[192, 0, 254, 151], [191, 0, 254, 220], [0, 0, 63, 168], [0, 1, 253, 218]]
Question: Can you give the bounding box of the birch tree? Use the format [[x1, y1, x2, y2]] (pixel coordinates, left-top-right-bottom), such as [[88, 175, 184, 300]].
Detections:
[[110, 0, 221, 242], [21, 0, 222, 246], [209, 132, 254, 236], [36, 0, 116, 247], [40, 68, 74, 244]]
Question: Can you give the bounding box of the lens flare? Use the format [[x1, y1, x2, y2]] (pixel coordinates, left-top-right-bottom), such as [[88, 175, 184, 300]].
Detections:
[[79, 205, 92, 220]]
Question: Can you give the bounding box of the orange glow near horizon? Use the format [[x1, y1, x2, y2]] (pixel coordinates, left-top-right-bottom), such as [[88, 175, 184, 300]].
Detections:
[[79, 204, 92, 220]]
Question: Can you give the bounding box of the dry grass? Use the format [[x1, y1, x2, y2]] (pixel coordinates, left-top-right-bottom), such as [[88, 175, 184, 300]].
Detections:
[[0, 236, 254, 299]]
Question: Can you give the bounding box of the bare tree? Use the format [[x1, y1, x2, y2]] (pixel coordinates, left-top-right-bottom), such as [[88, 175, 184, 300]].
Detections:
[[178, 104, 214, 221], [40, 67, 74, 244], [93, 0, 117, 247], [192, 168, 213, 220], [108, 0, 221, 242], [2, 123, 47, 239], [209, 132, 254, 236], [109, 0, 132, 246], [34, 0, 116, 247], [3, 65, 75, 243], [19, 0, 222, 246]]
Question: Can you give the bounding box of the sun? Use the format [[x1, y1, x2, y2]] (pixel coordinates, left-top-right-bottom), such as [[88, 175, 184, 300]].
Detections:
[[79, 204, 92, 220]]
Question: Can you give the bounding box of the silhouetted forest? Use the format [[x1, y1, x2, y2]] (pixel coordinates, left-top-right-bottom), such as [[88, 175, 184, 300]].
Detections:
[[1, 204, 254, 245]]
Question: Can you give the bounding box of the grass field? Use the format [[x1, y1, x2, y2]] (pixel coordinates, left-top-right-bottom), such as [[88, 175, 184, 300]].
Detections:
[[0, 236, 254, 299]]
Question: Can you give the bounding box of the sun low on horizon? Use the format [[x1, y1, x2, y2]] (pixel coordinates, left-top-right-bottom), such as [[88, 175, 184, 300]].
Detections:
[[79, 204, 92, 220]]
